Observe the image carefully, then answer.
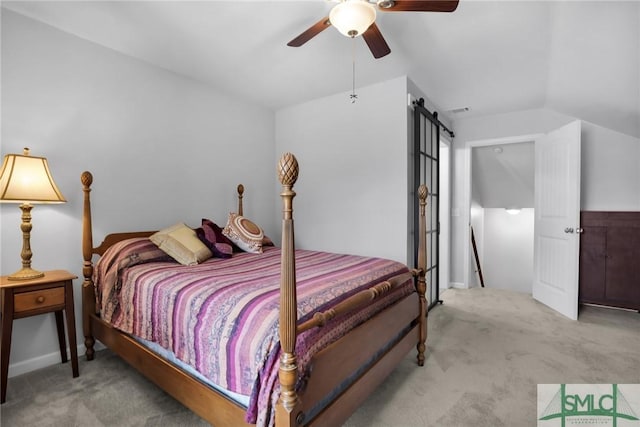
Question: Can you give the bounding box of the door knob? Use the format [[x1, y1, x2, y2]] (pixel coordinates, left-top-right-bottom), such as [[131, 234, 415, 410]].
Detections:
[[576, 228, 584, 234], [564, 227, 574, 234]]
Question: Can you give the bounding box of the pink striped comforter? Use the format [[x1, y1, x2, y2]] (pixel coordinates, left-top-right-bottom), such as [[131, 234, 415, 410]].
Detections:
[[94, 238, 414, 425]]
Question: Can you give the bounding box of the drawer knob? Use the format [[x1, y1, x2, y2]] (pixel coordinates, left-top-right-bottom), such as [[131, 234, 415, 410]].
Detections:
[[36, 296, 45, 304]]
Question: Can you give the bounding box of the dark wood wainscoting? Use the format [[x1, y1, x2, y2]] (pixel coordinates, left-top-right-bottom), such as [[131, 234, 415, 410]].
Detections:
[[579, 211, 640, 311]]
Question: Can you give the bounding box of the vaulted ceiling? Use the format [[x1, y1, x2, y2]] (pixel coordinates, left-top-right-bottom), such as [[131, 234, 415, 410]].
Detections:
[[472, 142, 535, 209], [3, 1, 639, 138]]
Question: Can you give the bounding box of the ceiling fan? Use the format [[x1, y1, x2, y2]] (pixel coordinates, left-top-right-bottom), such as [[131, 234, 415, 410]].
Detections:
[[287, 0, 459, 59]]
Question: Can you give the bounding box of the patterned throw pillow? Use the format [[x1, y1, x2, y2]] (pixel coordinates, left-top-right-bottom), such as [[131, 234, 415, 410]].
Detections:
[[150, 223, 212, 265], [262, 235, 275, 247], [222, 213, 264, 254], [195, 219, 234, 258]]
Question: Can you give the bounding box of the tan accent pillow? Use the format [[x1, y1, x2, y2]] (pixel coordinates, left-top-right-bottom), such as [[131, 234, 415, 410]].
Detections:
[[150, 223, 212, 265], [222, 213, 264, 254]]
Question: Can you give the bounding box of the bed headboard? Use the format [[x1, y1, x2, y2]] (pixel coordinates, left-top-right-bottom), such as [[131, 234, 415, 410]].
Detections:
[[80, 171, 247, 359], [80, 171, 246, 258]]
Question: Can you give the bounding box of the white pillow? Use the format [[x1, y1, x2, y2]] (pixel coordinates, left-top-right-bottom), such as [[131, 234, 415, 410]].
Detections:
[[222, 213, 264, 254], [150, 223, 212, 265]]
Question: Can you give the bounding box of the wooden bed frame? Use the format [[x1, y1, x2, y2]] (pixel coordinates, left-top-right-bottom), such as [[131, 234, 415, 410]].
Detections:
[[80, 152, 428, 426]]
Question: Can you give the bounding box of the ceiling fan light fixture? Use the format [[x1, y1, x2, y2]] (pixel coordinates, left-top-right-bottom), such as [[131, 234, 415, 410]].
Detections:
[[329, 0, 377, 38]]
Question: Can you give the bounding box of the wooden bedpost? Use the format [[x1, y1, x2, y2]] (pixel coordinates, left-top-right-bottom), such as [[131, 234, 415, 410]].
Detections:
[[416, 184, 428, 366], [237, 184, 244, 216], [81, 171, 96, 361], [275, 153, 304, 427]]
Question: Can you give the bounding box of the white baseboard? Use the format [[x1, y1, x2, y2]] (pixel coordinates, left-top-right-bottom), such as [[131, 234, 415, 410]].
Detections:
[[8, 342, 106, 378], [450, 282, 467, 289]]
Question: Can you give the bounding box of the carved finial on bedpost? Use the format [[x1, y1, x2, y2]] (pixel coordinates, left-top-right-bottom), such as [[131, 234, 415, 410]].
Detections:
[[278, 152, 299, 187], [276, 153, 304, 426], [418, 185, 428, 217], [237, 184, 245, 216], [81, 171, 96, 360], [416, 184, 428, 367]]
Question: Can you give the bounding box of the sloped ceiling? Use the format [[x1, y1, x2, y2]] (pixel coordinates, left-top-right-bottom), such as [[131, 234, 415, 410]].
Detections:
[[2, 1, 639, 138], [472, 142, 534, 209]]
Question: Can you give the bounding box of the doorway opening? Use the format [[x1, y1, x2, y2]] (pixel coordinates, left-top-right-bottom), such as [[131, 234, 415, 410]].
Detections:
[[467, 140, 535, 294], [463, 122, 582, 319]]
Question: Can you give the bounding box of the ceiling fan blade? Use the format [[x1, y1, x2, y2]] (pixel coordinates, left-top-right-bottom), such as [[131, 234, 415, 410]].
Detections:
[[362, 23, 391, 59], [287, 17, 332, 47], [381, 0, 459, 13]]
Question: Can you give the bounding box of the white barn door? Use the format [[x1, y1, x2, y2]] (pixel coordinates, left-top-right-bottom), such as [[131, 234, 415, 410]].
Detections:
[[533, 121, 582, 320]]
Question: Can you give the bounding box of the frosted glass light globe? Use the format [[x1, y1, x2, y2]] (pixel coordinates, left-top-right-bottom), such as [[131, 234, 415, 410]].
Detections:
[[329, 0, 376, 37]]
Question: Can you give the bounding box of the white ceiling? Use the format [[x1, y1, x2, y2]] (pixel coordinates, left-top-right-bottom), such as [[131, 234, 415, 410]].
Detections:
[[3, 1, 639, 138]]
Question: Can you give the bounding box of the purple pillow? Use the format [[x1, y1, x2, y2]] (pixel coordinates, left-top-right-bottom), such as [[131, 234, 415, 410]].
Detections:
[[195, 219, 234, 258], [262, 235, 275, 247]]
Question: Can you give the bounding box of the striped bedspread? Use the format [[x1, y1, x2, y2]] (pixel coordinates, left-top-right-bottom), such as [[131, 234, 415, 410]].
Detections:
[[94, 238, 415, 426]]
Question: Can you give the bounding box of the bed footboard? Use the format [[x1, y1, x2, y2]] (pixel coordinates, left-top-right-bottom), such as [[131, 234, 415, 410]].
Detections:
[[275, 153, 304, 426], [274, 153, 428, 426]]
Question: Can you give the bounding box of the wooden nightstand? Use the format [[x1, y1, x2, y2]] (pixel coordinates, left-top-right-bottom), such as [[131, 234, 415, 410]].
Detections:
[[0, 270, 79, 403]]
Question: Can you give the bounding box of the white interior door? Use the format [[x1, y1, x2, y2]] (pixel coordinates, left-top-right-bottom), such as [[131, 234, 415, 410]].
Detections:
[[533, 120, 582, 320]]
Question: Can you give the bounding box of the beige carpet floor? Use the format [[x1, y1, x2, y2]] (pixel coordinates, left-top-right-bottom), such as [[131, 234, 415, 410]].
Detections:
[[1, 287, 639, 426], [344, 288, 640, 426]]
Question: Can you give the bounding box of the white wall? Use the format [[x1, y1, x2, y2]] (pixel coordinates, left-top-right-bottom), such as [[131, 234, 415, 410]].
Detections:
[[274, 76, 450, 267], [450, 107, 640, 287], [482, 208, 534, 294], [275, 76, 409, 264], [581, 121, 640, 210], [1, 10, 276, 376]]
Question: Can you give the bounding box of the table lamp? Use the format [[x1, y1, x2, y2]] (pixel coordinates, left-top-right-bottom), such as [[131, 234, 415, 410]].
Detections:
[[0, 148, 66, 280]]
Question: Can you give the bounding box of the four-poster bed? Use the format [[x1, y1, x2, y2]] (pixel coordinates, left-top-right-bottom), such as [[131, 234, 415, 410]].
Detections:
[[80, 152, 429, 426]]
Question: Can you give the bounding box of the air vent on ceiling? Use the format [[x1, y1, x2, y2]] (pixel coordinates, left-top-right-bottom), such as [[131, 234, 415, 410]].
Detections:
[[448, 107, 470, 114]]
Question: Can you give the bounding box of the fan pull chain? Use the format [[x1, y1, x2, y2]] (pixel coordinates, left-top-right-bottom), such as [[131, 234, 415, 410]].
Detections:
[[350, 37, 358, 103]]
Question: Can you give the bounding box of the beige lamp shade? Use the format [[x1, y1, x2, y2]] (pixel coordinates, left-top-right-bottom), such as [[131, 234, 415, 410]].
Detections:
[[0, 148, 66, 203]]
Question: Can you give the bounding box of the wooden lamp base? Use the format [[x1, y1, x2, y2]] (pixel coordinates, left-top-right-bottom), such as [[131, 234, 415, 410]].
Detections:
[[7, 266, 44, 281], [7, 203, 45, 281]]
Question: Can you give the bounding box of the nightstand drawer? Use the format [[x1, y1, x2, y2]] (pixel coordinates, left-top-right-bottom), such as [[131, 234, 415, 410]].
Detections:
[[14, 287, 65, 313]]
